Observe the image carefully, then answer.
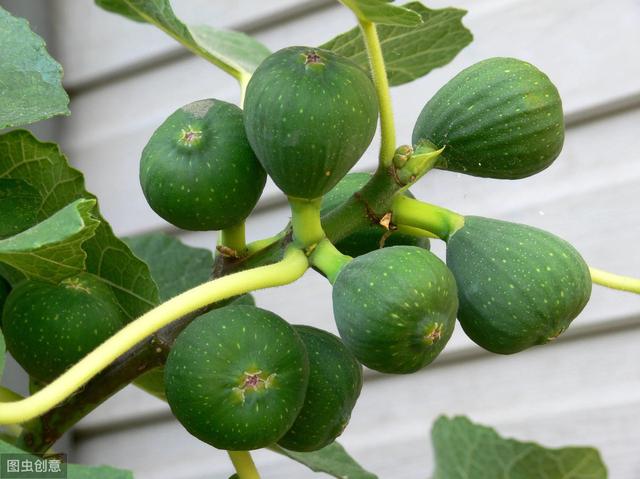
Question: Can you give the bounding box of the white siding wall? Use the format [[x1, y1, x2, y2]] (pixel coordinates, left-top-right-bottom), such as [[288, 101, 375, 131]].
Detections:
[[11, 1, 640, 477]]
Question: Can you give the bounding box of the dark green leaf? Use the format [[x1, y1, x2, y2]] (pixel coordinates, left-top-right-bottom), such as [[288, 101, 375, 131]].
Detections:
[[0, 199, 98, 283], [124, 232, 213, 301], [321, 2, 472, 86], [0, 6, 69, 128], [432, 416, 607, 479], [271, 443, 377, 479], [0, 129, 159, 319], [0, 437, 133, 478], [94, 0, 270, 80], [0, 178, 40, 239], [339, 0, 422, 26]]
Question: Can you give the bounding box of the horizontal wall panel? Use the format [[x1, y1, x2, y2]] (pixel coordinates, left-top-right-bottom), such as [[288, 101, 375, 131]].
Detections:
[[75, 321, 640, 478], [61, 0, 640, 236]]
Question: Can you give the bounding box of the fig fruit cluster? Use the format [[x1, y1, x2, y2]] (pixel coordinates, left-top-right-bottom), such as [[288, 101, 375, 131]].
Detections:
[[1, 46, 591, 454], [141, 47, 591, 451]]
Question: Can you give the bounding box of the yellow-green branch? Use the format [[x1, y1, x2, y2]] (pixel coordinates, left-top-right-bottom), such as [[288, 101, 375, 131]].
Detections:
[[0, 247, 308, 425], [228, 451, 261, 479], [590, 267, 640, 294], [359, 19, 396, 168]]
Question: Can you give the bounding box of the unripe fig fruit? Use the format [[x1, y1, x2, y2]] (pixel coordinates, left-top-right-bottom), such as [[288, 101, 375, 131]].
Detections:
[[278, 325, 363, 451], [165, 305, 309, 450], [413, 57, 564, 179], [333, 246, 458, 374], [244, 47, 378, 199], [140, 99, 266, 231], [2, 273, 124, 382], [447, 216, 591, 353]]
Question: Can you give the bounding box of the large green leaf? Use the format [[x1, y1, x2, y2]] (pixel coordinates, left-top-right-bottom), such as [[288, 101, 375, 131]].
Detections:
[[0, 438, 133, 478], [321, 2, 472, 86], [124, 232, 213, 301], [0, 129, 159, 319], [0, 179, 40, 239], [339, 0, 422, 26], [94, 0, 270, 81], [432, 416, 607, 479], [0, 6, 69, 128], [0, 199, 98, 284], [271, 443, 377, 479]]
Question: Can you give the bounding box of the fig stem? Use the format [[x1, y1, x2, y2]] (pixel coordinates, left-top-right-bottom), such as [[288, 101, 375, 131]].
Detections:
[[228, 450, 261, 479], [395, 224, 439, 240], [359, 19, 396, 168], [246, 230, 287, 255], [0, 247, 308, 425], [221, 221, 248, 256], [391, 196, 465, 241], [309, 238, 352, 284], [289, 197, 325, 249], [589, 267, 640, 294]]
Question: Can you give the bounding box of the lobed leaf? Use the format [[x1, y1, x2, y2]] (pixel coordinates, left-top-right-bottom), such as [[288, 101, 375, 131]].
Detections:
[[0, 199, 98, 284], [124, 232, 213, 301], [432, 416, 607, 479], [0, 6, 69, 128], [321, 2, 472, 86], [0, 129, 159, 319], [271, 442, 378, 479], [339, 0, 422, 26], [94, 0, 270, 81]]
